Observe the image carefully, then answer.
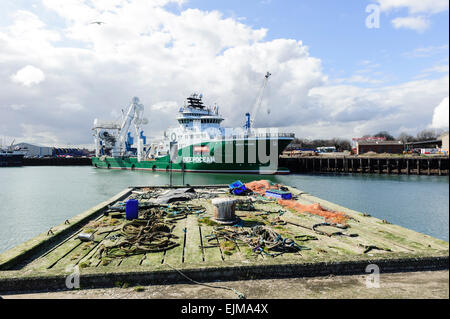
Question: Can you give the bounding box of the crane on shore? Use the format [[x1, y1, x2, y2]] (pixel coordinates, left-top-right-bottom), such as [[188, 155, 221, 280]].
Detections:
[[247, 72, 271, 130]]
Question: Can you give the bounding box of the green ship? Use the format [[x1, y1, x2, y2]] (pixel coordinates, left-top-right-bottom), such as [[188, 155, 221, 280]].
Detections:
[[92, 82, 294, 174]]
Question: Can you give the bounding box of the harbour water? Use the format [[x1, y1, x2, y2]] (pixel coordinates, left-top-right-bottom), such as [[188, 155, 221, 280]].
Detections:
[[0, 166, 448, 253]]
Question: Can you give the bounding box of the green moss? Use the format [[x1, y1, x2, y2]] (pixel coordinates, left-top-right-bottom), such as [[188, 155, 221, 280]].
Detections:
[[327, 246, 355, 255], [101, 258, 112, 266], [220, 240, 237, 255], [134, 286, 145, 292], [79, 262, 90, 269], [198, 217, 220, 227], [378, 230, 424, 249]]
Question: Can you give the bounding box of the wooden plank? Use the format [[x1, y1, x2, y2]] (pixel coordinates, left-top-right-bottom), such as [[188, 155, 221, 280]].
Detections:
[[140, 251, 164, 267], [77, 231, 120, 268], [51, 230, 114, 269], [200, 224, 224, 263], [162, 218, 186, 266], [119, 253, 146, 267], [183, 215, 203, 264], [25, 238, 83, 271]]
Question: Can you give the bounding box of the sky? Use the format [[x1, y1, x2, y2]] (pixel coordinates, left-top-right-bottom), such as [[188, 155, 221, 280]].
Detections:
[[0, 0, 448, 148]]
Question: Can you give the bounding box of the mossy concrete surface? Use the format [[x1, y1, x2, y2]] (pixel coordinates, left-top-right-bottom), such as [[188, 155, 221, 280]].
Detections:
[[0, 188, 132, 271], [2, 270, 448, 299], [0, 184, 448, 293]]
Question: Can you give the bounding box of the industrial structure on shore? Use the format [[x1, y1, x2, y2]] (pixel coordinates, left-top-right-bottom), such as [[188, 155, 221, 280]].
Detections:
[[12, 143, 91, 158]]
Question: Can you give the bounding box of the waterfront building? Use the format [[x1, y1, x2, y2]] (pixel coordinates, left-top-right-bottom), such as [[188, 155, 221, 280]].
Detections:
[[356, 140, 404, 155]]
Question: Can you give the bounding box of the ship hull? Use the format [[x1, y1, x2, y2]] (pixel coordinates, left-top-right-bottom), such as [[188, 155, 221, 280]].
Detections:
[[92, 137, 293, 174], [0, 154, 24, 167]]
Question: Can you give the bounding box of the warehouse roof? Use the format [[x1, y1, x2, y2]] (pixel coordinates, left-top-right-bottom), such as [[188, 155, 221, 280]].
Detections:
[[357, 140, 403, 145]]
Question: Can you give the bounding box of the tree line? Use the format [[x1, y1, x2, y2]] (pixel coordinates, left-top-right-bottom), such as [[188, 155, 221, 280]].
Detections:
[[288, 128, 447, 152]]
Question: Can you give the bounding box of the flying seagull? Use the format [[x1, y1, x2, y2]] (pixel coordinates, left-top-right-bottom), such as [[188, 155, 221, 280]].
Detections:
[[90, 21, 105, 25]]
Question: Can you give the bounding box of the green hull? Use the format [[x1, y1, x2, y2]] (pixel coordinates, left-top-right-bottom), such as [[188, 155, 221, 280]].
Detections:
[[92, 137, 292, 174]]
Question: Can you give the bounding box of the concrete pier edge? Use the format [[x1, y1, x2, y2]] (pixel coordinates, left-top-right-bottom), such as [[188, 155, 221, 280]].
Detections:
[[0, 188, 133, 271], [0, 256, 448, 293]]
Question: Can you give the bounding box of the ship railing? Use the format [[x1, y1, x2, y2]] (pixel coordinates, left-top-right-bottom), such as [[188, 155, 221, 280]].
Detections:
[[216, 132, 295, 140]]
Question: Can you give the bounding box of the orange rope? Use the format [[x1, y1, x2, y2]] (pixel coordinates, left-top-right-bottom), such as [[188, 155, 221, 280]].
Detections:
[[244, 180, 350, 225], [277, 199, 350, 225]]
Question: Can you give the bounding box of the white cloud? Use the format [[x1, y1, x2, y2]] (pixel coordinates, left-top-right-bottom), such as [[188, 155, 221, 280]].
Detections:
[[375, 0, 448, 33], [391, 16, 429, 32], [19, 123, 60, 145], [333, 75, 384, 85], [10, 65, 46, 86], [60, 103, 85, 112], [404, 44, 449, 58], [376, 0, 449, 14], [426, 65, 449, 73], [306, 75, 449, 138], [431, 97, 449, 129], [9, 104, 26, 111], [0, 1, 448, 145], [414, 64, 449, 79]]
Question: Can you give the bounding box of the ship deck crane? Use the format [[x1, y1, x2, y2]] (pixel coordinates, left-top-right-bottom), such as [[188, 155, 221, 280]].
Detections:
[[93, 97, 148, 161]]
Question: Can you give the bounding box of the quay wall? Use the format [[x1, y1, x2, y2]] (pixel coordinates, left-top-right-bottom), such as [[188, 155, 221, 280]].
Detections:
[[23, 157, 91, 166], [280, 156, 450, 176]]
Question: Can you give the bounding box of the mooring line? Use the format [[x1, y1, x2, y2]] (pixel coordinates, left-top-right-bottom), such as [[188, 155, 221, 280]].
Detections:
[[164, 262, 246, 299]]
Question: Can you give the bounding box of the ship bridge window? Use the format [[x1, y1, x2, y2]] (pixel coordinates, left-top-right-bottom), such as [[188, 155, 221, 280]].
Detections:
[[201, 119, 219, 124]]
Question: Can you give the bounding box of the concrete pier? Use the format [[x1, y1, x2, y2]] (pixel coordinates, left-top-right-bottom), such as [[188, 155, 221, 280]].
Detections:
[[0, 184, 447, 293]]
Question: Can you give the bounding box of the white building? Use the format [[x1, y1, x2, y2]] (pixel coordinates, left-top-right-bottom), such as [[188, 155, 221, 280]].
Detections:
[[13, 143, 53, 157]]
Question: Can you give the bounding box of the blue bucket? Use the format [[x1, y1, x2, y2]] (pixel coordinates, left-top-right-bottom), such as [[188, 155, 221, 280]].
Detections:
[[229, 180, 244, 189], [125, 199, 139, 220], [229, 180, 247, 195]]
